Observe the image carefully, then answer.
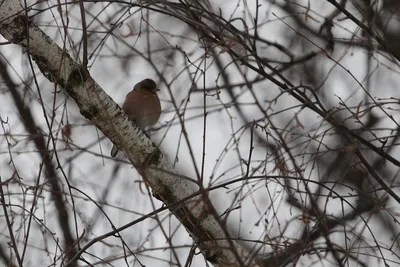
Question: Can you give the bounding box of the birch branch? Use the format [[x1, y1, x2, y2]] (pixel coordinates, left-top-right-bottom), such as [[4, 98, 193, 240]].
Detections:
[[0, 0, 256, 266]]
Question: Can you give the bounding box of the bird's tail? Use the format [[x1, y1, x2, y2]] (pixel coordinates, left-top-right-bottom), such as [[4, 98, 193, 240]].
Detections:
[[110, 145, 119, 158]]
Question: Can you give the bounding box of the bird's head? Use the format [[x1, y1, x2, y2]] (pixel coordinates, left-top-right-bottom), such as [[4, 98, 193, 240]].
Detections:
[[135, 78, 159, 93]]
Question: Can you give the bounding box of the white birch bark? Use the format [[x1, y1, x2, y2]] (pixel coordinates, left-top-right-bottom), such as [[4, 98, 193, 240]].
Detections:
[[0, 0, 256, 266]]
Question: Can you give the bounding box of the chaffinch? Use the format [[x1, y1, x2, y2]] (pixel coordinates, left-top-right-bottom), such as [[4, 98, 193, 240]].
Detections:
[[110, 78, 161, 158]]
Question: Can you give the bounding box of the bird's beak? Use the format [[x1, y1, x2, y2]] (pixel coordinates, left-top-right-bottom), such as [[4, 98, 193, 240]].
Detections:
[[155, 88, 160, 92]]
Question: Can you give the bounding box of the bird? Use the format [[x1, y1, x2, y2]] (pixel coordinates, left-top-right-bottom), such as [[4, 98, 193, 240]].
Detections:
[[110, 78, 161, 158]]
